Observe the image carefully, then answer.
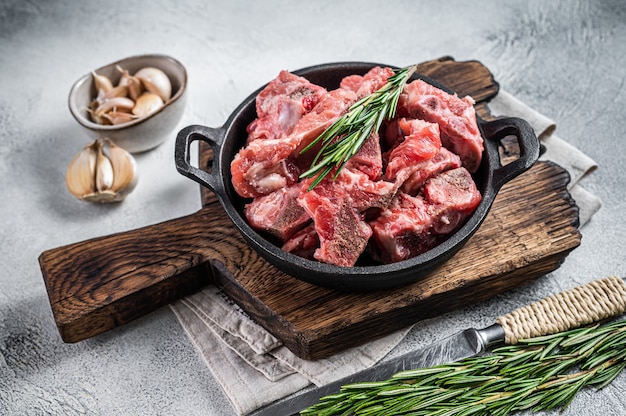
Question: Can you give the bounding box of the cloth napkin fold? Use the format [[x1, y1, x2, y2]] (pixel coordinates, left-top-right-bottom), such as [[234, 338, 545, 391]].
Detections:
[[170, 90, 602, 415]]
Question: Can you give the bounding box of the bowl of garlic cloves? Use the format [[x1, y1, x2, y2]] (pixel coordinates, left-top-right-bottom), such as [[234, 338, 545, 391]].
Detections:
[[68, 54, 187, 153]]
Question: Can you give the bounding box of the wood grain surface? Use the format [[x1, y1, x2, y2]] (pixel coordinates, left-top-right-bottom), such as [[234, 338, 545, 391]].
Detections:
[[39, 58, 581, 359]]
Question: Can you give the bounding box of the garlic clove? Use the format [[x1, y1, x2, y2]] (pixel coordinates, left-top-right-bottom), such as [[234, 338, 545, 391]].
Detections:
[[66, 142, 98, 198], [66, 138, 138, 203], [87, 108, 109, 125], [101, 111, 138, 125], [94, 96, 135, 117], [107, 141, 138, 198], [132, 92, 164, 117], [117, 65, 144, 101], [100, 85, 129, 102], [95, 141, 114, 192], [134, 67, 172, 102], [92, 71, 113, 94]]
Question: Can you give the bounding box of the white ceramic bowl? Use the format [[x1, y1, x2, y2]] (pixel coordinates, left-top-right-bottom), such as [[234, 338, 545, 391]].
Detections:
[[68, 54, 187, 153]]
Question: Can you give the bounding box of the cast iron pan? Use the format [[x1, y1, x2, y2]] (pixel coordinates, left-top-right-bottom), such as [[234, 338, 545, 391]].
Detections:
[[175, 62, 540, 291]]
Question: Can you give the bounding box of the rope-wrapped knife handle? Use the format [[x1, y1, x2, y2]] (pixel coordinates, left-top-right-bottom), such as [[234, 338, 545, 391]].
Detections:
[[495, 276, 626, 344]]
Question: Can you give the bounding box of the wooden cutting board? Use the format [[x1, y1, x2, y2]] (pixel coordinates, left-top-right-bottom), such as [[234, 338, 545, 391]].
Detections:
[[39, 57, 581, 359]]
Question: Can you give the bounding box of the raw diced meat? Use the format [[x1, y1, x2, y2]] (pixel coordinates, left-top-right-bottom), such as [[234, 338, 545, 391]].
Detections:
[[398, 79, 483, 172], [233, 67, 484, 267], [293, 66, 393, 157], [247, 71, 326, 142], [232, 88, 357, 198], [290, 87, 358, 158], [282, 223, 318, 260], [307, 198, 372, 267], [369, 167, 481, 263], [303, 167, 396, 213], [384, 118, 442, 181], [232, 67, 395, 199], [230, 139, 301, 198], [340, 66, 394, 99], [399, 147, 462, 195], [345, 132, 384, 180], [298, 167, 396, 266], [422, 167, 482, 234], [244, 182, 310, 242], [368, 193, 438, 264]]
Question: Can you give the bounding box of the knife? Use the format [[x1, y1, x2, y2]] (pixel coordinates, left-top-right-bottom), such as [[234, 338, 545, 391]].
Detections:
[[249, 275, 626, 416]]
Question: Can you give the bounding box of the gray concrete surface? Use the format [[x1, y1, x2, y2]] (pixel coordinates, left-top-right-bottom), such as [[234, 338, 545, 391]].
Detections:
[[1, 0, 625, 414]]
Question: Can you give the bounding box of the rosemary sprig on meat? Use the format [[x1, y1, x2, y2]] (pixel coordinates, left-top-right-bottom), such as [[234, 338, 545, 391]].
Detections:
[[301, 319, 626, 416], [300, 65, 417, 190]]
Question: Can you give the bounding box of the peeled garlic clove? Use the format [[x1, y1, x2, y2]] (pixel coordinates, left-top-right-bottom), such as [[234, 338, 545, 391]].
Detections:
[[94, 96, 135, 117], [66, 138, 137, 203], [134, 67, 171, 102], [132, 92, 164, 117], [92, 71, 113, 94], [117, 65, 144, 101]]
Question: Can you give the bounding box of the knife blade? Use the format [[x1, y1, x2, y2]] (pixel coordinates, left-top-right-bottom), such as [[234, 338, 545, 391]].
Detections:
[[248, 276, 626, 416], [249, 324, 505, 416]]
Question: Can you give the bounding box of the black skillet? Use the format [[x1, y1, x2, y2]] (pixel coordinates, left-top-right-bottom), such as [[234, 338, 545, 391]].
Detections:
[[175, 62, 540, 291]]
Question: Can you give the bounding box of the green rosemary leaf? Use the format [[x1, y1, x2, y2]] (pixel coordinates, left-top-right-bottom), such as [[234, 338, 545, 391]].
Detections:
[[301, 319, 626, 416], [538, 335, 564, 360], [592, 361, 626, 389], [300, 65, 417, 190], [534, 357, 581, 381], [443, 375, 499, 387]]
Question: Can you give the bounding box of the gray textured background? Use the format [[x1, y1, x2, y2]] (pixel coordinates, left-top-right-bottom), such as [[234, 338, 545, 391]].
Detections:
[[1, 0, 625, 414]]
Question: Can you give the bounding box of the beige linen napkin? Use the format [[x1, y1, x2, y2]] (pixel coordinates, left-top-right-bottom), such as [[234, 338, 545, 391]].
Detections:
[[488, 90, 601, 225], [170, 91, 601, 415]]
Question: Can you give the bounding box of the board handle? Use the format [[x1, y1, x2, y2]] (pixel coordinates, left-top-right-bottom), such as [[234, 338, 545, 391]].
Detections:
[[38, 207, 242, 342], [495, 276, 626, 344]]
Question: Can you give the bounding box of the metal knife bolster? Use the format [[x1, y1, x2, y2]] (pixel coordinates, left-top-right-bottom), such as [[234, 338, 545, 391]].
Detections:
[[466, 323, 507, 355]]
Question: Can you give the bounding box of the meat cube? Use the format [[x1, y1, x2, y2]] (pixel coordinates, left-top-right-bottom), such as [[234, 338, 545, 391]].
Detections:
[[398, 79, 484, 172], [232, 67, 395, 199], [340, 66, 394, 99], [423, 167, 482, 234], [244, 182, 310, 242], [298, 167, 396, 266], [384, 118, 442, 181], [345, 132, 384, 180], [282, 223, 319, 260], [231, 140, 301, 198], [400, 147, 462, 195], [368, 193, 438, 264], [310, 200, 372, 267], [247, 70, 326, 142], [369, 167, 481, 263]]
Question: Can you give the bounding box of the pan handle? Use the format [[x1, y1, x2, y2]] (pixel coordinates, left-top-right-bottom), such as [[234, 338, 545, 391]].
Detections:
[[175, 124, 225, 194], [481, 117, 540, 191]]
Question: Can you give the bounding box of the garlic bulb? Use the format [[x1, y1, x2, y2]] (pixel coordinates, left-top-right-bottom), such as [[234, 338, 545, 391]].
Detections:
[[66, 138, 138, 203], [88, 66, 173, 126]]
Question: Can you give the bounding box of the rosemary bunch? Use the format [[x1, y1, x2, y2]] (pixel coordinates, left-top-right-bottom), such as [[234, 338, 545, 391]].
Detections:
[[301, 319, 626, 416], [300, 65, 417, 190]]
